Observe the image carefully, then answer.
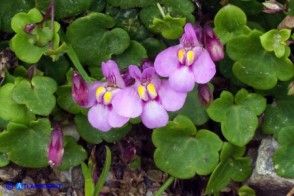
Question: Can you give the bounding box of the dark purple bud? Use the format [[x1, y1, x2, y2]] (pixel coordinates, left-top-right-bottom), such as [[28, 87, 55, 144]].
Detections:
[[141, 59, 154, 70], [198, 84, 213, 106], [24, 24, 36, 34], [288, 81, 294, 95], [262, 1, 284, 14], [72, 71, 89, 107], [121, 68, 135, 87], [48, 124, 64, 167], [203, 25, 224, 62], [122, 145, 137, 162], [194, 23, 203, 43]]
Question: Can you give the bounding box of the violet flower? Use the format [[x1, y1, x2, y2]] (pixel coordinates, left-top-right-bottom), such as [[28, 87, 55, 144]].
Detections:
[[48, 124, 64, 167], [203, 25, 224, 62], [72, 70, 100, 108], [112, 61, 187, 129], [87, 60, 129, 132], [154, 23, 216, 93]]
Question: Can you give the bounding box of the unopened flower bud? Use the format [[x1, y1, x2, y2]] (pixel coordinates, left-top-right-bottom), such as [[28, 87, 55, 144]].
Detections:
[[194, 23, 203, 43], [198, 84, 213, 106], [122, 145, 137, 162], [262, 1, 284, 14], [72, 70, 89, 107], [48, 124, 64, 167], [203, 25, 224, 61], [288, 81, 294, 95], [24, 24, 36, 34]]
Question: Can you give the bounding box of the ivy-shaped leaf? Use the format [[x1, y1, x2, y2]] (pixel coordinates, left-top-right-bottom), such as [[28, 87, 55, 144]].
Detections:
[[57, 136, 88, 170], [0, 119, 51, 168], [152, 115, 223, 179], [214, 4, 251, 44], [205, 142, 253, 195], [149, 15, 186, 39], [273, 126, 294, 178], [12, 76, 57, 116], [227, 30, 294, 90], [106, 0, 157, 9], [56, 85, 81, 114], [36, 0, 93, 19], [262, 81, 294, 136], [260, 29, 291, 58], [74, 114, 132, 144], [66, 13, 130, 67], [207, 89, 266, 146], [238, 186, 256, 196], [0, 83, 35, 124]]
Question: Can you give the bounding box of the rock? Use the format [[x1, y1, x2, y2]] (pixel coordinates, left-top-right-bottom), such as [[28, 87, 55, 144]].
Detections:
[[22, 176, 36, 195], [71, 166, 84, 190], [0, 165, 23, 181], [0, 183, 18, 196], [247, 137, 294, 196]]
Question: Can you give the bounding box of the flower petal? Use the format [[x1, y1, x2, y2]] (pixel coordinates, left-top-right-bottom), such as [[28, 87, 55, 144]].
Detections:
[[154, 45, 181, 77], [88, 104, 111, 132], [180, 23, 200, 47], [192, 49, 216, 84], [169, 66, 195, 92], [108, 109, 129, 128], [159, 81, 187, 111], [141, 101, 168, 129], [102, 60, 125, 88], [112, 87, 143, 118], [129, 65, 142, 80], [85, 81, 102, 107]]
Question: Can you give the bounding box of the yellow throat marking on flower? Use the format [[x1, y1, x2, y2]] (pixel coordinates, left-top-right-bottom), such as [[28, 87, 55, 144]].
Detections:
[[96, 86, 106, 99], [147, 83, 157, 99], [103, 91, 112, 105], [137, 85, 148, 101], [178, 48, 185, 64], [186, 50, 195, 66]]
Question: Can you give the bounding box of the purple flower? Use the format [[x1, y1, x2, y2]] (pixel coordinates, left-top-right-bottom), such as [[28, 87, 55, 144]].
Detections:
[[262, 1, 284, 14], [87, 60, 129, 132], [203, 25, 224, 62], [72, 70, 100, 108], [48, 124, 64, 167], [197, 84, 213, 106], [112, 62, 187, 129], [154, 23, 216, 93]]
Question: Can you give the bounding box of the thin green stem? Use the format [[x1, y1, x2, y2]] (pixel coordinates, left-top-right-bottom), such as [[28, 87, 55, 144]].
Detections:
[[157, 3, 166, 18], [155, 176, 175, 196]]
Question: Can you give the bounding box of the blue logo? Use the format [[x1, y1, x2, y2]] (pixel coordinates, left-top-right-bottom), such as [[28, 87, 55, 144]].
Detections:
[[15, 182, 24, 191], [5, 182, 14, 190]]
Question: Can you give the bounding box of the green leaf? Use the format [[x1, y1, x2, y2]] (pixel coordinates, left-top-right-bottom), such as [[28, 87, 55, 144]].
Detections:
[[149, 15, 186, 39], [169, 86, 209, 126], [214, 4, 251, 43], [227, 30, 294, 89], [57, 136, 88, 170], [260, 29, 291, 58], [205, 157, 253, 195], [36, 0, 94, 19], [74, 114, 132, 144], [220, 142, 246, 161], [238, 185, 256, 196], [0, 83, 35, 124], [0, 0, 34, 33], [12, 76, 57, 116], [152, 115, 223, 179], [207, 89, 266, 146], [66, 13, 130, 67], [262, 81, 294, 136], [230, 0, 262, 15], [287, 0, 294, 16], [113, 40, 147, 69], [0, 153, 9, 167], [0, 119, 51, 168], [272, 126, 294, 178], [57, 85, 81, 114], [107, 0, 157, 9], [142, 37, 166, 58]]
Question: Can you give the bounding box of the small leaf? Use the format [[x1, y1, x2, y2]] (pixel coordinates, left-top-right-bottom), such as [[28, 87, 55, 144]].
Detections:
[[12, 76, 57, 116], [238, 185, 256, 196], [57, 136, 88, 170], [0, 83, 35, 124], [272, 126, 294, 178], [220, 142, 246, 161], [227, 30, 294, 89], [207, 89, 266, 146], [205, 157, 253, 195], [56, 85, 81, 114], [152, 115, 223, 179], [0, 153, 9, 167], [214, 4, 251, 43], [107, 0, 157, 9], [0, 119, 51, 168]]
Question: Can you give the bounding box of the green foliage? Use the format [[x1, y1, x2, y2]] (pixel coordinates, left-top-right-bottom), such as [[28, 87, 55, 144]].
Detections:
[[238, 186, 256, 196], [227, 30, 294, 90], [12, 76, 57, 116], [0, 153, 9, 167], [152, 115, 223, 179], [273, 126, 294, 178], [207, 89, 266, 146], [0, 119, 51, 168]]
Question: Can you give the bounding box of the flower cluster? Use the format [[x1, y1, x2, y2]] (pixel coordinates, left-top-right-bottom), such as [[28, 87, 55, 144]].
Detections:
[[72, 23, 223, 132]]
